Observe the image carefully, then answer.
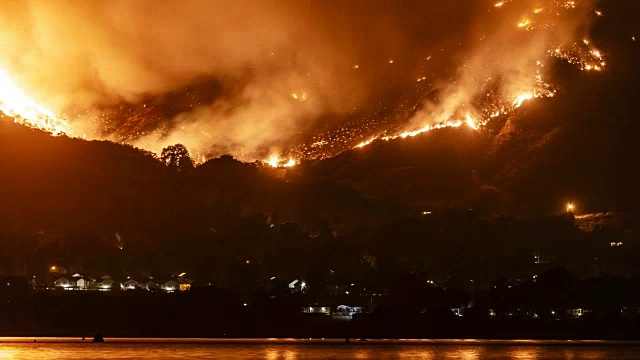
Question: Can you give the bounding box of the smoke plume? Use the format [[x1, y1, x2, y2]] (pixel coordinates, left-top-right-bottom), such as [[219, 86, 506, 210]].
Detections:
[[0, 0, 600, 160]]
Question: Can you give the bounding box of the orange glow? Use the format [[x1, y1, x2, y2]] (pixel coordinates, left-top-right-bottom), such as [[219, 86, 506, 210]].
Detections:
[[266, 155, 297, 168], [0, 67, 71, 135], [465, 115, 478, 130], [291, 92, 307, 101], [0, 0, 608, 165], [514, 93, 534, 108], [567, 203, 574, 212]]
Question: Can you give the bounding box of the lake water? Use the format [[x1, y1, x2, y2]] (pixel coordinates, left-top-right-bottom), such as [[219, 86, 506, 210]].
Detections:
[[1, 338, 640, 359]]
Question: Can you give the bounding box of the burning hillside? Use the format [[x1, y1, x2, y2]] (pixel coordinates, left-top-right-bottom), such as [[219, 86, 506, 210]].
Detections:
[[0, 0, 618, 167]]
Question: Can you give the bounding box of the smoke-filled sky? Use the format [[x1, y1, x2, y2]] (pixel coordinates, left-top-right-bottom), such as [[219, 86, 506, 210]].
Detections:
[[0, 0, 604, 161]]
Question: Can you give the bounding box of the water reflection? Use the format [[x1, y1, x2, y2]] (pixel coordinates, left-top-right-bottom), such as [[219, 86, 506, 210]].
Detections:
[[448, 348, 482, 360], [0, 349, 17, 360], [509, 348, 539, 359], [352, 349, 371, 359], [574, 350, 606, 360], [396, 348, 435, 359], [265, 348, 279, 360], [0, 339, 639, 359], [264, 348, 298, 360]]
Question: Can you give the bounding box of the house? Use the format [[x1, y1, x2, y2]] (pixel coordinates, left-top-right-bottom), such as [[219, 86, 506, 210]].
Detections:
[[75, 277, 89, 290], [53, 277, 71, 289], [70, 273, 90, 290], [566, 308, 592, 318], [123, 279, 140, 290], [178, 277, 192, 291], [97, 275, 115, 291], [332, 305, 365, 321], [302, 306, 331, 315], [161, 280, 180, 292], [140, 278, 158, 291], [288, 279, 306, 292]]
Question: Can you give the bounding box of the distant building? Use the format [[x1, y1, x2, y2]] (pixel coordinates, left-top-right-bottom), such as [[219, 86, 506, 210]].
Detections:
[[302, 306, 331, 315], [123, 279, 140, 290], [75, 277, 88, 290], [140, 279, 158, 291], [301, 305, 365, 320], [161, 280, 179, 292], [566, 308, 591, 318], [97, 275, 115, 291], [178, 278, 192, 291], [53, 277, 71, 289], [451, 307, 465, 317], [288, 279, 306, 292], [332, 305, 365, 321]]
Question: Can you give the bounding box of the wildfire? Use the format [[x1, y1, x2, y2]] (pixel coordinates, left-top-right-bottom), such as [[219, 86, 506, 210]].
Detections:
[[0, 0, 610, 168], [265, 154, 297, 168], [514, 93, 534, 108], [291, 92, 307, 101], [343, 1, 606, 156], [352, 90, 549, 150], [0, 67, 71, 135], [465, 115, 478, 130], [518, 19, 531, 28]]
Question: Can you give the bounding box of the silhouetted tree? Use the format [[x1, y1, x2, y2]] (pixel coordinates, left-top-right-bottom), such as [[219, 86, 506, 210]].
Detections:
[[161, 144, 194, 173]]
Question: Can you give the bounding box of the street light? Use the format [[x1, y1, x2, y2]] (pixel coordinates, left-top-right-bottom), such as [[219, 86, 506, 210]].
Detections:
[[567, 203, 574, 213]]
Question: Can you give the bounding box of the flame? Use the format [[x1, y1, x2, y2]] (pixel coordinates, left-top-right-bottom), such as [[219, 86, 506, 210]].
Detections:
[[265, 154, 297, 168], [514, 93, 534, 108], [0, 67, 71, 135], [0, 0, 609, 166], [465, 115, 478, 130], [267, 155, 280, 167], [518, 19, 531, 28], [291, 92, 307, 101], [352, 89, 551, 151]]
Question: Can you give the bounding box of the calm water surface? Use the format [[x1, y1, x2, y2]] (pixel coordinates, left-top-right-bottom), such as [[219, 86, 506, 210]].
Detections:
[[2, 338, 640, 359]]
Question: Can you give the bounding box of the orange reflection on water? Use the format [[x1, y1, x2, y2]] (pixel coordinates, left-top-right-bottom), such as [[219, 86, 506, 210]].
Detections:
[[450, 348, 482, 360], [0, 349, 17, 359], [352, 349, 372, 359], [264, 348, 297, 360], [397, 348, 435, 359], [510, 348, 540, 359]]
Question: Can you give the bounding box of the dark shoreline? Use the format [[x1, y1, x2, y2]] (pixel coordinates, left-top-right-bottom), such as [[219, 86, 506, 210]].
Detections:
[[4, 337, 640, 347]]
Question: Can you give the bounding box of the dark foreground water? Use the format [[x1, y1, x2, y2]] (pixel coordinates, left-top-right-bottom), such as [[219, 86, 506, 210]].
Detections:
[[2, 338, 640, 359]]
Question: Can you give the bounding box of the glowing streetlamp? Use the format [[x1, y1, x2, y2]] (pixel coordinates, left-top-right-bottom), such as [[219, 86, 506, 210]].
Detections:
[[566, 203, 574, 213]]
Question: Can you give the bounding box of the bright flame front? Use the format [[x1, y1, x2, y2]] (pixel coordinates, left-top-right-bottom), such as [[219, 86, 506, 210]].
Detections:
[[0, 68, 71, 136]]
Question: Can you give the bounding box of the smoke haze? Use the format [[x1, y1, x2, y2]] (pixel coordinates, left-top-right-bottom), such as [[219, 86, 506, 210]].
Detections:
[[0, 0, 600, 160]]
